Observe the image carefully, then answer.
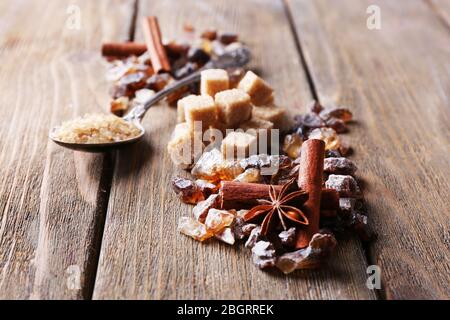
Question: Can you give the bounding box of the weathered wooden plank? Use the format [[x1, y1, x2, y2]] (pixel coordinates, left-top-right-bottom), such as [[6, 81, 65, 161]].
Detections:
[[0, 0, 134, 299], [426, 0, 450, 28], [93, 0, 376, 299], [286, 0, 450, 299]]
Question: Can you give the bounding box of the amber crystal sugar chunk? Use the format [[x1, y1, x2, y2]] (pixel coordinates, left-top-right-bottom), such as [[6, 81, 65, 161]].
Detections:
[[193, 194, 220, 223], [178, 217, 213, 242], [308, 128, 341, 151], [319, 107, 353, 123], [191, 149, 244, 182], [215, 227, 235, 245], [205, 209, 236, 233], [282, 133, 303, 159], [233, 168, 261, 183], [171, 176, 205, 204]]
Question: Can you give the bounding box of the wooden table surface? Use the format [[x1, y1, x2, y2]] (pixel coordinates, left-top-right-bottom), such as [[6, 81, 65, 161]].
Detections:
[[0, 0, 449, 300]]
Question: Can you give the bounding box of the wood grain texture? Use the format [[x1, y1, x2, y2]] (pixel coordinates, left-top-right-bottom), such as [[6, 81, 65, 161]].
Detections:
[[426, 0, 450, 29], [0, 0, 134, 299], [93, 0, 376, 300], [287, 0, 450, 299]]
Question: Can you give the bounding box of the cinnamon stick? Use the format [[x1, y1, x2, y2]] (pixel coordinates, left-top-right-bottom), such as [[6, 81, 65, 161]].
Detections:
[[296, 139, 325, 248], [101, 41, 188, 59], [219, 181, 283, 209], [320, 188, 339, 211], [142, 16, 171, 73], [219, 181, 336, 212], [101, 42, 147, 57], [320, 210, 337, 218], [319, 188, 339, 218]]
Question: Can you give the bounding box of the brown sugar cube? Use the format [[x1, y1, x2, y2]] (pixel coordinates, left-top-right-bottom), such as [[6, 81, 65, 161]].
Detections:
[[210, 121, 227, 138], [167, 123, 204, 169], [239, 118, 274, 145], [239, 118, 274, 153], [251, 104, 286, 128], [200, 69, 229, 97], [264, 93, 274, 105], [180, 94, 217, 132], [221, 131, 257, 160], [237, 71, 274, 106], [240, 118, 274, 131], [215, 89, 252, 128]]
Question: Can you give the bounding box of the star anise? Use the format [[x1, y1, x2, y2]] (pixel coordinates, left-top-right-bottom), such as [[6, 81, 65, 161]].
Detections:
[[243, 178, 309, 236]]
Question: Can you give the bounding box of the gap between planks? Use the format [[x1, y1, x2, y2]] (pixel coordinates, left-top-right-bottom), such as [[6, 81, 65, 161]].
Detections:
[[423, 0, 450, 32], [83, 0, 140, 300], [281, 0, 319, 101], [128, 0, 140, 41], [83, 152, 115, 299], [281, 0, 449, 301], [281, 0, 384, 300]]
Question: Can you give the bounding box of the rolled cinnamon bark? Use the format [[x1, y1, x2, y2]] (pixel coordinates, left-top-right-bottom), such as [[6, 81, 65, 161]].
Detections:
[[320, 188, 339, 211], [219, 181, 283, 209], [219, 180, 336, 212], [142, 16, 171, 73], [296, 139, 325, 248], [101, 42, 147, 57]]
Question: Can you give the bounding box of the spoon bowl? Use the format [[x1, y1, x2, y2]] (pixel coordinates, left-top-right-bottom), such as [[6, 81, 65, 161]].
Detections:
[[49, 120, 145, 152], [49, 46, 251, 152]]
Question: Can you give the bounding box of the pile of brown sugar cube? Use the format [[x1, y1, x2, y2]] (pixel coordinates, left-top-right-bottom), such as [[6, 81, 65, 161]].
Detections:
[[168, 69, 285, 167]]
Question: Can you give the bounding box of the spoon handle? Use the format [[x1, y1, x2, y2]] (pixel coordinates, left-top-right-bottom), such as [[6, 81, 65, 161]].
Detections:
[[123, 71, 201, 121]]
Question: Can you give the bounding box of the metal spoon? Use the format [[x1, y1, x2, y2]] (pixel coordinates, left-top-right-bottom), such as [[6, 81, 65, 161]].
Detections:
[[49, 46, 251, 152]]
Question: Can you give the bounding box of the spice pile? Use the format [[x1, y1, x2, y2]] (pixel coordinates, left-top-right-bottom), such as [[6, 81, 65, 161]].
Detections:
[[102, 16, 246, 116], [170, 71, 370, 273], [101, 16, 371, 273]]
